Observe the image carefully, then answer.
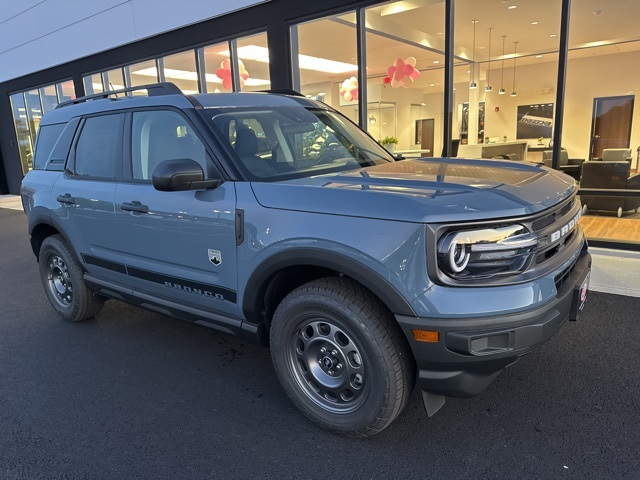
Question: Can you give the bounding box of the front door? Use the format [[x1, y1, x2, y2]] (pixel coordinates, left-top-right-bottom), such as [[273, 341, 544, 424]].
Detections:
[[114, 109, 240, 319], [417, 118, 434, 155], [590, 95, 634, 159]]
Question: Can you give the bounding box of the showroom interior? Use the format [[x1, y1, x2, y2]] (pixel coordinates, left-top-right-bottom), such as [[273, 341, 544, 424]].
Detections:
[[0, 0, 638, 249]]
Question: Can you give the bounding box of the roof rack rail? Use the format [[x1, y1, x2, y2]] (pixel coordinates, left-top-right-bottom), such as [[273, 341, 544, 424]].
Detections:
[[56, 82, 183, 109]]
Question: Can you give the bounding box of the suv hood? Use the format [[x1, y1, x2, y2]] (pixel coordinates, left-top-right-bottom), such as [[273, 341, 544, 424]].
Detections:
[[250, 158, 576, 223]]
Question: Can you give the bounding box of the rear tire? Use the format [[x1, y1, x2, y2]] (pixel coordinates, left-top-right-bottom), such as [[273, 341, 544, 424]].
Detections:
[[270, 277, 414, 437], [39, 235, 104, 322]]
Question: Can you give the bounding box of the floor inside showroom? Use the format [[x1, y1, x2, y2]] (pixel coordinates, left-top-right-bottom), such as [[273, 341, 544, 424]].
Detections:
[[2, 194, 639, 298]]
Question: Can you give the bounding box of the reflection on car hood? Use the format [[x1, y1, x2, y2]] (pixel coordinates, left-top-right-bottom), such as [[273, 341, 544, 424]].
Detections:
[[250, 158, 576, 223]]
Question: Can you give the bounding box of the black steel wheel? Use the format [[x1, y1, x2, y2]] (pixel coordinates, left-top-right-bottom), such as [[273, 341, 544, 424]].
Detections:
[[38, 235, 104, 322], [270, 277, 414, 437]]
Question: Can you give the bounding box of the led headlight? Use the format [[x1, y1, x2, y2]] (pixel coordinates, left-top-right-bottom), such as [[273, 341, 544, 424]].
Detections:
[[437, 224, 538, 280]]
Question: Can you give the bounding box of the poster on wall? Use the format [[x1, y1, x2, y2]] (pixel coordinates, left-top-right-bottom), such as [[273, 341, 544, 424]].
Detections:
[[516, 104, 553, 139]]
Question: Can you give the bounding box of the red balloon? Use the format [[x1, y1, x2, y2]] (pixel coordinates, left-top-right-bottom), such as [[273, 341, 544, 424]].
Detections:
[[216, 68, 228, 79], [222, 78, 232, 90]]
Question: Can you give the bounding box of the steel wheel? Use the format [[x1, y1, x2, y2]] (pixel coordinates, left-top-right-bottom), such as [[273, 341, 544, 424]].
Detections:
[[288, 319, 368, 414], [46, 255, 73, 308]]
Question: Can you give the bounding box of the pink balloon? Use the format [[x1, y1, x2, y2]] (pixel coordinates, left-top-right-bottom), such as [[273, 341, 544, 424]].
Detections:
[[403, 64, 414, 76], [387, 66, 397, 77], [393, 70, 403, 81], [344, 91, 353, 102], [406, 57, 417, 67], [391, 78, 401, 88], [216, 68, 228, 79], [222, 78, 232, 90], [402, 76, 413, 88], [221, 59, 231, 70], [411, 70, 420, 79], [394, 58, 405, 69]]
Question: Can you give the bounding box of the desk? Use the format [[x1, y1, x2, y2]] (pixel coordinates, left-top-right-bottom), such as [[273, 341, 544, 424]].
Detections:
[[457, 141, 529, 161], [395, 149, 431, 157]]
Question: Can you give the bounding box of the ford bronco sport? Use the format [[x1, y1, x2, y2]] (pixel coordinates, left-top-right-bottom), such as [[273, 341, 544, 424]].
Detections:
[[21, 83, 591, 436]]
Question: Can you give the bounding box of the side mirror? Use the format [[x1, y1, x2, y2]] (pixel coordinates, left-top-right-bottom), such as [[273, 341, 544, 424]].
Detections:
[[152, 159, 222, 192]]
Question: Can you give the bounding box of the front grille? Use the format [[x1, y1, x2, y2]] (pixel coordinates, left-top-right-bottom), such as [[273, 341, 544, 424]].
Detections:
[[555, 254, 579, 291]]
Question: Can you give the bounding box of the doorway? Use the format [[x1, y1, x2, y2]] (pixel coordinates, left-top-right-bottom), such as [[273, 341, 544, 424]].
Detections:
[[590, 95, 634, 159], [415, 119, 434, 155]]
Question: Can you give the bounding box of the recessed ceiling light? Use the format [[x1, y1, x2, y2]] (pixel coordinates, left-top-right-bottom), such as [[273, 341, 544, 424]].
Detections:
[[508, 5, 517, 9], [437, 32, 443, 35], [433, 60, 440, 64], [421, 102, 426, 106], [466, 70, 470, 74], [430, 83, 435, 87], [536, 55, 543, 58], [550, 34, 557, 37], [531, 21, 539, 25]]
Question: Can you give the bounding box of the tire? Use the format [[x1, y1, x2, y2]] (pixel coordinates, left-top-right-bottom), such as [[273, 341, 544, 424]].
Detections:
[[270, 277, 414, 437], [38, 235, 104, 322]]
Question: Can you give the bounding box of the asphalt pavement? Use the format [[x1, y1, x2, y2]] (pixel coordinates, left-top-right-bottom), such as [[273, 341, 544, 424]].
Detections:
[[0, 207, 638, 479]]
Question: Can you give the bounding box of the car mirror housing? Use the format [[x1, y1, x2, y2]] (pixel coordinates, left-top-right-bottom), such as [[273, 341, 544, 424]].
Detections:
[[152, 159, 221, 191]]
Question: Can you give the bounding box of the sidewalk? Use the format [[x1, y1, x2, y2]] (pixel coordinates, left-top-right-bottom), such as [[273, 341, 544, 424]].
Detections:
[[1, 194, 639, 298]]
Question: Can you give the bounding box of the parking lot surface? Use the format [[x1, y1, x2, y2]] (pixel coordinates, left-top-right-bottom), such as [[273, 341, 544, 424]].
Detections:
[[1, 207, 638, 479]]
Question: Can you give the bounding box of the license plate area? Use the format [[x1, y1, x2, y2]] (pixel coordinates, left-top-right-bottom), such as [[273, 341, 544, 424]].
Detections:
[[569, 272, 590, 321]]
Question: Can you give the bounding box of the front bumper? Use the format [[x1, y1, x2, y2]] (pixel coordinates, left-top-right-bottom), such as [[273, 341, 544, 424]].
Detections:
[[396, 247, 592, 398]]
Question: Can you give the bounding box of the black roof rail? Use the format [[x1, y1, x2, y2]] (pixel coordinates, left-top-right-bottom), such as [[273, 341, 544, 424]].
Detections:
[[56, 82, 183, 109], [259, 89, 304, 97]]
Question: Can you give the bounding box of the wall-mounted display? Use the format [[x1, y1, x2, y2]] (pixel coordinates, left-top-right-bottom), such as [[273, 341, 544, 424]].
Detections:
[[517, 103, 553, 139]]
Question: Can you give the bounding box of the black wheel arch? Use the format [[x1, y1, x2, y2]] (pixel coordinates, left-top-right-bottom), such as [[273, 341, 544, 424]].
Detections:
[[242, 248, 417, 328], [28, 211, 75, 261]]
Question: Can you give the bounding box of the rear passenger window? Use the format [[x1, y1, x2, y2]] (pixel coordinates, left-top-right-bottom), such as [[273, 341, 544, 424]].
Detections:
[[44, 117, 80, 171], [33, 124, 65, 170], [74, 114, 123, 178], [131, 110, 207, 181]]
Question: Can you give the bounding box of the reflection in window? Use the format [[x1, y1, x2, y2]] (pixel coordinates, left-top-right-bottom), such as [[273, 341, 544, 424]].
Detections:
[[103, 68, 125, 91], [10, 93, 33, 174], [294, 13, 359, 122], [200, 42, 232, 93], [39, 85, 58, 113], [56, 80, 75, 103], [235, 32, 271, 91], [162, 50, 198, 94], [74, 115, 122, 178]]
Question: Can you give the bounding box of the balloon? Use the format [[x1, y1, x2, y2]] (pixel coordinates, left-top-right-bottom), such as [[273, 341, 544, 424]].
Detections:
[[386, 57, 420, 88], [222, 78, 232, 90]]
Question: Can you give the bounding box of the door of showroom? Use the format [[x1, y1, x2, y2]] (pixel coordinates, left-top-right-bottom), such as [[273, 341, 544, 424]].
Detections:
[[590, 95, 634, 159]]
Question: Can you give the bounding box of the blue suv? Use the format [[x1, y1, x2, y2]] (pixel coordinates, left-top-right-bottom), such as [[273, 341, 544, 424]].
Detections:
[[21, 83, 591, 436]]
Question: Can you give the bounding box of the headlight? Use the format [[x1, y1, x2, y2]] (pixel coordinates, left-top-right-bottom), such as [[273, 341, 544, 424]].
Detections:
[[437, 224, 538, 280]]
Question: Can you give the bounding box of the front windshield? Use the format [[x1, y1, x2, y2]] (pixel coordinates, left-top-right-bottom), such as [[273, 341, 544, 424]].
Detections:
[[200, 106, 394, 180]]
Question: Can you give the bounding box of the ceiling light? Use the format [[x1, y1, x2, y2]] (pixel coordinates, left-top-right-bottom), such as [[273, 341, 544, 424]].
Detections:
[[421, 102, 426, 106], [430, 84, 435, 87], [380, 1, 421, 16], [470, 19, 478, 90], [531, 21, 539, 25], [485, 27, 493, 93], [511, 41, 518, 97], [499, 34, 507, 94], [222, 45, 358, 74], [550, 34, 557, 37], [536, 55, 543, 58], [508, 5, 517, 9], [433, 60, 440, 64]]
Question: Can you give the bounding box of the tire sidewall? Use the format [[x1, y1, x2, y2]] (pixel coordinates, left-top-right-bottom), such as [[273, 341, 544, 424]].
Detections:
[[271, 288, 395, 433]]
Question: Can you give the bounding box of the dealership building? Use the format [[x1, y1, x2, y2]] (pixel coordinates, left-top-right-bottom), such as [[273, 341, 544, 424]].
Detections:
[[1, 0, 639, 249]]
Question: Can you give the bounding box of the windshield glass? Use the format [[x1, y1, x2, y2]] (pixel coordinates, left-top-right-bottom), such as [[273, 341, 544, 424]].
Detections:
[[199, 106, 394, 180]]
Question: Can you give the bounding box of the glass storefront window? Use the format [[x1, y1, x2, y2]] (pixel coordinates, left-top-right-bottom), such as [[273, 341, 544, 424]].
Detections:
[[84, 74, 104, 95], [200, 42, 232, 93], [56, 80, 75, 103], [127, 60, 158, 91], [39, 85, 58, 113], [103, 68, 125, 91], [9, 93, 33, 174], [364, 1, 445, 154], [235, 32, 271, 91], [294, 13, 359, 120], [565, 0, 640, 245], [162, 50, 198, 94], [24, 89, 42, 151], [453, 0, 560, 162]]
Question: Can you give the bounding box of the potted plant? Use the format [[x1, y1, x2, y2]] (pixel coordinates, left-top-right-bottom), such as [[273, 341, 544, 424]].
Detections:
[[380, 136, 399, 153]]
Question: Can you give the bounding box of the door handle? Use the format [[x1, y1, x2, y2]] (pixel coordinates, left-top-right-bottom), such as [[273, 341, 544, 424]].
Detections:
[[594, 135, 601, 139], [57, 193, 76, 205], [121, 201, 149, 214]]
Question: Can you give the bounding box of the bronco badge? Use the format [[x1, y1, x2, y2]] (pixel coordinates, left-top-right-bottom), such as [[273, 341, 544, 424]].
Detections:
[[208, 249, 222, 266]]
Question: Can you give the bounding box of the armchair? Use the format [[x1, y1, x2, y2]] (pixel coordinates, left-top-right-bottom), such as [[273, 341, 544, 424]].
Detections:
[[542, 149, 585, 180], [600, 148, 632, 162], [580, 161, 640, 217]]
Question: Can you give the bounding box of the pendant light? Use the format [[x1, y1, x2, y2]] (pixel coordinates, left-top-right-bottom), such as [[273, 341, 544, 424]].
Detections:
[[499, 35, 506, 94], [470, 20, 478, 89], [511, 41, 519, 97], [485, 28, 493, 92]]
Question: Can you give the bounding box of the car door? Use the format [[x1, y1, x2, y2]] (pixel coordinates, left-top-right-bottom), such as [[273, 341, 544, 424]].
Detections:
[[50, 113, 124, 280], [114, 108, 240, 319]]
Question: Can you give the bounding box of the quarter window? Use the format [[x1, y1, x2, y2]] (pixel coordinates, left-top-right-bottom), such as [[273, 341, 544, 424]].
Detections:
[[74, 114, 123, 178]]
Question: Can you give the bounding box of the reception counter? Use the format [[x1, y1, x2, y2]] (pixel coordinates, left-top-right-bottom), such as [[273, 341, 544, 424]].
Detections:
[[457, 141, 529, 161]]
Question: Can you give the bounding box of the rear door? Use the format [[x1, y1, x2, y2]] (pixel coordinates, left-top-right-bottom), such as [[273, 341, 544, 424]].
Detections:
[[50, 113, 123, 280], [113, 108, 240, 319]]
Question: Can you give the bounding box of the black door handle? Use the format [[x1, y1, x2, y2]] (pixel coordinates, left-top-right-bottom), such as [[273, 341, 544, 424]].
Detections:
[[57, 193, 75, 205], [121, 201, 149, 214]]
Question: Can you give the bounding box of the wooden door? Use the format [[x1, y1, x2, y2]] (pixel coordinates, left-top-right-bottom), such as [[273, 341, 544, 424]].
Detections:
[[417, 118, 434, 156], [590, 95, 634, 159]]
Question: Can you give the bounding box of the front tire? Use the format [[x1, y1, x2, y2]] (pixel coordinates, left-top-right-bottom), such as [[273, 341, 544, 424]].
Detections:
[[270, 277, 414, 437], [39, 235, 104, 322]]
